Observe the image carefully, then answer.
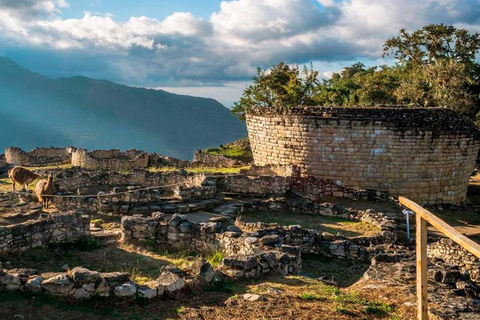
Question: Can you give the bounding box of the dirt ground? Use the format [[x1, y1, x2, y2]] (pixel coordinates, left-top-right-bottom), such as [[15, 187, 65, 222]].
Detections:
[[0, 274, 410, 320]]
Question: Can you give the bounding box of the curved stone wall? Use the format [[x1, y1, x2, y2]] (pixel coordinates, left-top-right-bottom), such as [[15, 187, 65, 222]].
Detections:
[[246, 106, 480, 204]]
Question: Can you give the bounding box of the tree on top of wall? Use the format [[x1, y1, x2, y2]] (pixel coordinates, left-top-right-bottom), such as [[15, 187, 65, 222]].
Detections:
[[232, 24, 480, 121], [231, 62, 319, 120], [383, 24, 480, 115]]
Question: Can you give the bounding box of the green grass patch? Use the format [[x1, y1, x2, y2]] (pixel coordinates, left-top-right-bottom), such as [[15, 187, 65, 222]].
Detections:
[[186, 166, 249, 174], [27, 163, 74, 171], [205, 250, 225, 267], [204, 144, 253, 163], [301, 254, 370, 287], [148, 166, 249, 174], [241, 210, 380, 237], [299, 292, 324, 300]]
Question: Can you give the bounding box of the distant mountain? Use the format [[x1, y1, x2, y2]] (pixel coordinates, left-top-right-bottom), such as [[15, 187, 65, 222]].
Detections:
[[0, 57, 247, 159]]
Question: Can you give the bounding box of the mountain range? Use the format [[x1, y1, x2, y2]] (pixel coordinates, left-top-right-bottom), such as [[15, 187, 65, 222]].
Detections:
[[0, 57, 247, 159]]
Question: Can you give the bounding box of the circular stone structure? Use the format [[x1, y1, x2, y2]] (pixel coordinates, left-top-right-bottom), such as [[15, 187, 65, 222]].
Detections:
[[246, 106, 480, 204]]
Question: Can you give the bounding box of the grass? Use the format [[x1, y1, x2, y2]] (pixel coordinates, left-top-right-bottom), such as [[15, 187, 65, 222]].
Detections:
[[240, 210, 381, 237], [26, 163, 73, 171], [301, 254, 370, 287], [204, 144, 253, 163], [299, 292, 324, 301], [2, 242, 176, 284], [0, 269, 405, 320], [148, 166, 249, 174], [205, 250, 225, 268], [0, 163, 73, 192]]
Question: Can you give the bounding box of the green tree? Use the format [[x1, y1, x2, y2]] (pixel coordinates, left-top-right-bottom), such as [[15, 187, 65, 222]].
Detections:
[[231, 62, 319, 120], [313, 63, 399, 106], [232, 24, 480, 120], [384, 24, 480, 114]]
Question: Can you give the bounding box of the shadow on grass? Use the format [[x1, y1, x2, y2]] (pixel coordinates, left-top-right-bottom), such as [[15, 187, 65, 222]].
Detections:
[[300, 254, 370, 287]]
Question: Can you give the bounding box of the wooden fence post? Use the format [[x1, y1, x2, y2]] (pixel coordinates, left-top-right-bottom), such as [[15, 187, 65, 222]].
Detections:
[[416, 214, 428, 320]]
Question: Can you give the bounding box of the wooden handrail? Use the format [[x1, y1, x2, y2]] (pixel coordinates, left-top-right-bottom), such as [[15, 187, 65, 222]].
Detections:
[[398, 196, 480, 320], [399, 197, 480, 258]]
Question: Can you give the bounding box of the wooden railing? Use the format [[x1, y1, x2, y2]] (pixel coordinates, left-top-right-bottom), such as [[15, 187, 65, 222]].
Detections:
[[399, 197, 480, 320]]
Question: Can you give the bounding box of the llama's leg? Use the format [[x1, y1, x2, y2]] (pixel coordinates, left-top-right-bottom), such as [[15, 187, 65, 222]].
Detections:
[[12, 181, 15, 191], [23, 184, 28, 191]]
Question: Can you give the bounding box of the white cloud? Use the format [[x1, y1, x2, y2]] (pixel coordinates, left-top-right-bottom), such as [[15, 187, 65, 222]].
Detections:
[[1, 0, 480, 99]]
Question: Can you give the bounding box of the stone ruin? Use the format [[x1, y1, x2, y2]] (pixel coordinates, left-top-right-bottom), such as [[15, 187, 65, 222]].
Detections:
[[5, 147, 75, 167], [247, 106, 480, 204], [1, 144, 249, 172], [0, 145, 479, 318]]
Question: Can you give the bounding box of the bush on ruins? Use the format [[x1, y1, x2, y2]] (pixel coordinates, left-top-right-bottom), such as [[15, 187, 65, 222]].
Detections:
[[232, 24, 480, 122]]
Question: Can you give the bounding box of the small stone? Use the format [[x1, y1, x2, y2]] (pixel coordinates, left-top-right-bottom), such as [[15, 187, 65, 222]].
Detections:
[[95, 279, 110, 297], [114, 282, 137, 297], [179, 221, 192, 233], [0, 273, 21, 290], [60, 264, 69, 272], [72, 288, 90, 300], [68, 267, 100, 284], [191, 258, 215, 283], [26, 276, 44, 291], [242, 293, 266, 301], [260, 235, 281, 246], [168, 214, 183, 227], [156, 270, 185, 296], [137, 284, 158, 299], [321, 232, 335, 241], [101, 272, 131, 285], [245, 237, 259, 245], [42, 274, 74, 296]]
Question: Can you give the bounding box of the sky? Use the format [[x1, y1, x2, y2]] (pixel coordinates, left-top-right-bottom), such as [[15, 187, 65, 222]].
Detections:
[[1, 0, 480, 107]]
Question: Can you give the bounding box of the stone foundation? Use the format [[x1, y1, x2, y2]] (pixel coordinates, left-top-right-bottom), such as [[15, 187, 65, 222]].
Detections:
[[121, 213, 302, 279], [0, 212, 90, 253], [71, 149, 150, 171], [0, 264, 201, 300]]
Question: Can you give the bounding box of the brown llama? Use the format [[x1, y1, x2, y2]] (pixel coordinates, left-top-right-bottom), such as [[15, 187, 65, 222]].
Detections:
[[8, 166, 40, 191], [35, 173, 55, 208]]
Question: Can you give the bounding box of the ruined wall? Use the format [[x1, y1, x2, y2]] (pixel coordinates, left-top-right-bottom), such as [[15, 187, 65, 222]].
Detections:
[[0, 154, 6, 170], [193, 151, 241, 167], [217, 174, 291, 196], [54, 168, 190, 192], [428, 238, 480, 283], [246, 106, 480, 204], [71, 149, 149, 171], [5, 147, 74, 166], [121, 213, 301, 278], [0, 212, 90, 254]]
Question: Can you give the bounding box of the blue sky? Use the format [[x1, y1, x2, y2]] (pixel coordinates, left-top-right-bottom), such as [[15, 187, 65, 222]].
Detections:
[[61, 0, 220, 21], [1, 0, 480, 107]]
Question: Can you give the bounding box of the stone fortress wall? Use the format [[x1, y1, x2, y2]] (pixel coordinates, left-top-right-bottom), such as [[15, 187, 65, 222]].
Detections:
[[2, 146, 240, 171], [71, 148, 150, 171], [5, 147, 75, 166], [246, 106, 480, 204]]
